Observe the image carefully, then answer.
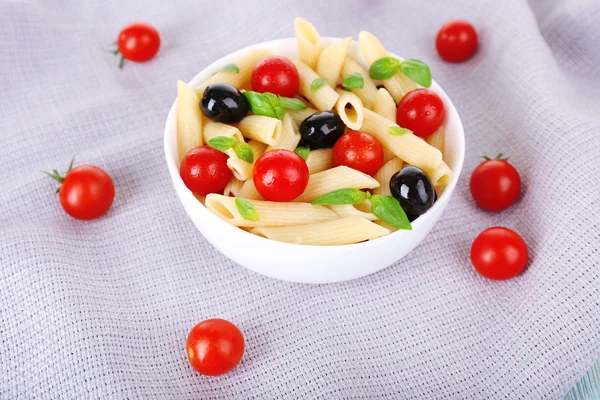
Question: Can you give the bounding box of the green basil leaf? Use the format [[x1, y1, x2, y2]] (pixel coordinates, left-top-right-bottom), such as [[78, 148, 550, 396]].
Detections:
[[342, 73, 364, 90], [399, 58, 432, 88], [233, 141, 254, 163], [370, 195, 412, 230], [214, 63, 239, 74], [279, 97, 307, 110], [208, 136, 236, 152], [312, 188, 368, 205], [369, 57, 402, 80], [294, 146, 310, 160], [235, 198, 260, 221], [243, 91, 278, 118], [388, 126, 411, 136], [310, 77, 328, 92], [263, 92, 284, 120]]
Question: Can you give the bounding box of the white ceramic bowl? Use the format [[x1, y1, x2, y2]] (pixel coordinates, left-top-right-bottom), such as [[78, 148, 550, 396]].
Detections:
[[164, 37, 465, 284]]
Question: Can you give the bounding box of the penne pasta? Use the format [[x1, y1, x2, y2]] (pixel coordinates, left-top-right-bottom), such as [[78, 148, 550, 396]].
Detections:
[[373, 158, 403, 196], [373, 88, 397, 122], [223, 177, 243, 197], [205, 194, 338, 228], [236, 115, 282, 146], [340, 56, 378, 109], [194, 48, 273, 96], [316, 37, 352, 87], [426, 126, 445, 156], [294, 18, 322, 69], [251, 217, 389, 245], [359, 31, 416, 102], [203, 122, 252, 180], [226, 139, 267, 181], [327, 201, 377, 221], [361, 109, 442, 170], [383, 148, 396, 163], [295, 166, 380, 202], [306, 148, 334, 174], [423, 160, 453, 186], [335, 89, 364, 131], [287, 107, 317, 126], [176, 80, 203, 162], [374, 219, 398, 233], [238, 179, 265, 200], [266, 114, 300, 152], [293, 60, 340, 111]]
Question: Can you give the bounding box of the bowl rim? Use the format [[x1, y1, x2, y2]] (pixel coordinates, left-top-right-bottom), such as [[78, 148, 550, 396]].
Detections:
[[164, 37, 465, 251]]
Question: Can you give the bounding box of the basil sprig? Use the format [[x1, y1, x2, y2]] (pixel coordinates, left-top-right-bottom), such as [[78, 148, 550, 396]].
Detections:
[[369, 57, 432, 88], [243, 91, 307, 120], [342, 73, 364, 90], [214, 63, 239, 74], [235, 198, 259, 221], [388, 126, 411, 136], [207, 136, 254, 163], [310, 77, 328, 92], [312, 188, 411, 230], [294, 146, 310, 160]]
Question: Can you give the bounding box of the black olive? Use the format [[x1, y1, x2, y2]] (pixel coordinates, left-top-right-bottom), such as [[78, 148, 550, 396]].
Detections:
[[200, 83, 249, 123], [299, 111, 345, 149], [390, 166, 435, 221]]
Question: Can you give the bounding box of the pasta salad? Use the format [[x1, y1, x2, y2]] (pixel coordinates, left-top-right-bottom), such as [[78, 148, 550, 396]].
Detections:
[[175, 18, 452, 246]]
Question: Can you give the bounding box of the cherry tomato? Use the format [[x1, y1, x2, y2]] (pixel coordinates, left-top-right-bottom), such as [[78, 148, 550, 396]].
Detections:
[[186, 319, 244, 376], [396, 89, 446, 138], [436, 20, 478, 63], [253, 150, 309, 202], [180, 146, 232, 196], [116, 22, 160, 68], [332, 131, 384, 176], [470, 157, 521, 211], [470, 227, 528, 280], [251, 56, 300, 97]]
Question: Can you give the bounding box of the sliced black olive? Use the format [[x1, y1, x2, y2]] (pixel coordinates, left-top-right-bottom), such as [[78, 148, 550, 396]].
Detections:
[[389, 166, 435, 221], [200, 83, 249, 123], [299, 111, 345, 149]]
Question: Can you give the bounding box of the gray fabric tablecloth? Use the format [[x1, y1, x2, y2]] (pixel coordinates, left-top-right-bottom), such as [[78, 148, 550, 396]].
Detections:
[[2, 0, 599, 398]]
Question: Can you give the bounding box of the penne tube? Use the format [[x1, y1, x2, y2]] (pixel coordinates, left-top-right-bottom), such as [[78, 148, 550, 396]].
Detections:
[[205, 194, 338, 228], [383, 148, 396, 163], [335, 89, 364, 130], [203, 122, 252, 180], [327, 200, 377, 221], [426, 126, 445, 156], [294, 18, 322, 69], [226, 139, 267, 181], [361, 109, 442, 169], [293, 60, 340, 111], [373, 219, 398, 233], [295, 166, 380, 202], [373, 158, 403, 196], [238, 179, 265, 200], [359, 31, 416, 102], [373, 88, 397, 122], [340, 56, 378, 109], [305, 148, 334, 174], [176, 80, 203, 162], [251, 216, 389, 245], [236, 115, 282, 146], [423, 160, 453, 186], [194, 49, 273, 96], [316, 37, 352, 87], [288, 107, 317, 126], [223, 177, 243, 197], [266, 114, 300, 152]]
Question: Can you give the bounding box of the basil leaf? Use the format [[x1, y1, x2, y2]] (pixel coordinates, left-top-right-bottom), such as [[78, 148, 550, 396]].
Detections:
[[235, 198, 260, 221], [369, 57, 401, 80], [388, 126, 411, 136], [399, 58, 432, 88], [264, 92, 284, 120], [294, 146, 310, 160], [312, 188, 368, 205], [370, 195, 412, 230], [310, 78, 328, 92], [243, 91, 278, 119], [208, 136, 236, 152], [279, 97, 307, 110], [214, 63, 239, 74], [342, 73, 364, 90], [233, 141, 254, 163]]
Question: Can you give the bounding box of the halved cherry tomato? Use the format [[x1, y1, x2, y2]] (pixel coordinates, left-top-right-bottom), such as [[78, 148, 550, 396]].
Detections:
[[470, 156, 521, 211], [180, 146, 232, 195], [186, 318, 244, 376], [332, 131, 384, 176], [470, 227, 528, 280], [436, 20, 478, 63], [396, 89, 445, 138], [251, 56, 300, 97], [115, 22, 160, 68], [253, 150, 309, 202]]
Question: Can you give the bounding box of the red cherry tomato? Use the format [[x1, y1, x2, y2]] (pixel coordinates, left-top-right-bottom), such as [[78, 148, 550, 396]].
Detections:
[[470, 227, 528, 280], [116, 22, 160, 66], [186, 319, 245, 376], [332, 131, 384, 176], [253, 150, 309, 202], [180, 146, 232, 196], [251, 56, 300, 97], [436, 20, 478, 63], [396, 89, 446, 138], [470, 158, 521, 211]]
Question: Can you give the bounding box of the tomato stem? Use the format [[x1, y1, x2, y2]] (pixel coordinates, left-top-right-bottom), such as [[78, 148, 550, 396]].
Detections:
[[42, 156, 76, 193], [119, 55, 125, 69], [482, 153, 510, 161]]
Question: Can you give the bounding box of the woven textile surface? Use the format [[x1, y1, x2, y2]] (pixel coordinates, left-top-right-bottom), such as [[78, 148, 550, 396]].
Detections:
[[1, 0, 599, 398]]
